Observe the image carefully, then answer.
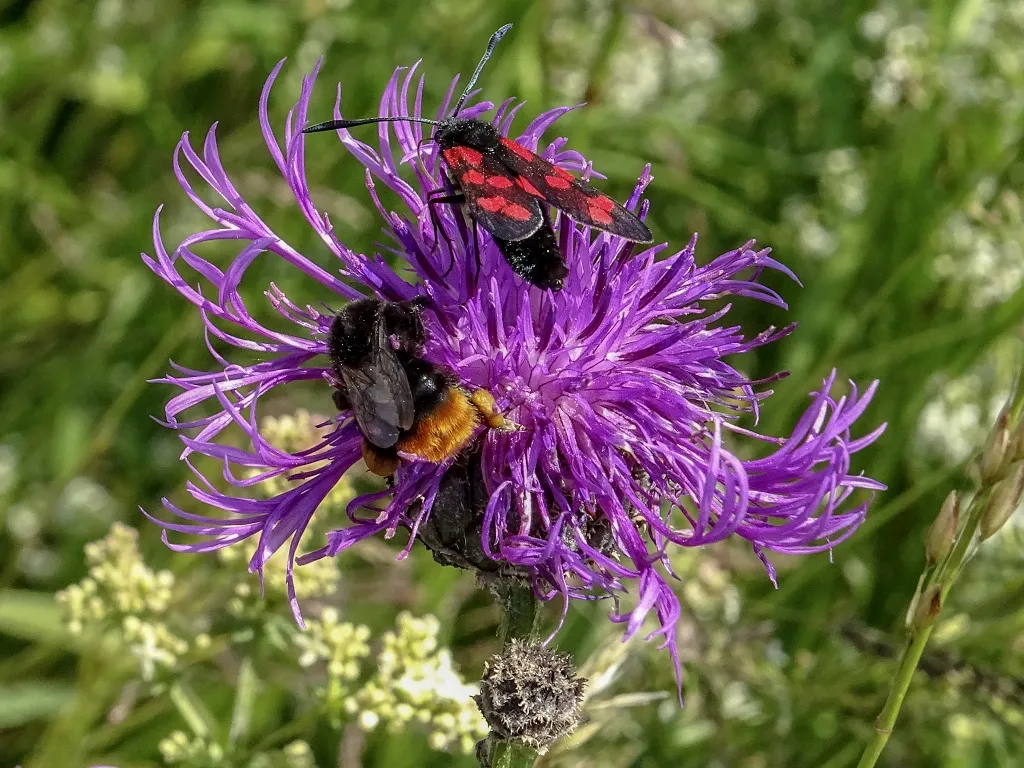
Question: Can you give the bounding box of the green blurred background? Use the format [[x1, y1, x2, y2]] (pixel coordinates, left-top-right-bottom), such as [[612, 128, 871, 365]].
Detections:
[[2, 0, 1024, 766]]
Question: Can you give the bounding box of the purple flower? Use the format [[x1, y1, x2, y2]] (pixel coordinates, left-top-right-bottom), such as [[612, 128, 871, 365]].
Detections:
[[142, 57, 885, 688]]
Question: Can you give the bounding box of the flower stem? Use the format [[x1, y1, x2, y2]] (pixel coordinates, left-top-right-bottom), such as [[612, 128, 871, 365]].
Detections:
[[492, 741, 540, 768], [484, 582, 541, 768], [854, 622, 935, 768], [497, 582, 541, 645], [856, 484, 990, 768], [856, 354, 1024, 767], [169, 680, 217, 738]]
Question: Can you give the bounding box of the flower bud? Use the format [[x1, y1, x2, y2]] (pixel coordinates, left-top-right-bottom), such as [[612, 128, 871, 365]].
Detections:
[[925, 491, 959, 565], [1012, 421, 1024, 463], [980, 411, 1012, 485], [475, 639, 586, 751], [912, 584, 942, 631], [981, 464, 1024, 540]]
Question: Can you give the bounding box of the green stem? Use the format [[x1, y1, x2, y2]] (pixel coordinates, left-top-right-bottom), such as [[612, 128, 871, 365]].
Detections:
[[492, 741, 541, 768], [855, 623, 935, 768], [497, 583, 541, 646], [856, 489, 986, 768], [856, 348, 1024, 768], [169, 680, 217, 738], [485, 582, 541, 768], [228, 656, 258, 746]]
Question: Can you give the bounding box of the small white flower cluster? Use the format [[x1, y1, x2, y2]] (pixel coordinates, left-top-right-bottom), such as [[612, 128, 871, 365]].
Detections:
[[248, 410, 356, 522], [57, 523, 193, 679], [782, 148, 867, 260], [159, 732, 316, 767], [158, 730, 226, 765], [349, 613, 488, 754], [934, 180, 1024, 309], [248, 740, 318, 768], [547, 0, 757, 115], [294, 606, 372, 703], [297, 611, 487, 755], [219, 542, 341, 620], [856, 2, 1024, 117], [916, 362, 1011, 465]]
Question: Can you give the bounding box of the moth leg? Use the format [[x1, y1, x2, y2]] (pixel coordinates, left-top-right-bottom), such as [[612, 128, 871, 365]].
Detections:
[[470, 218, 482, 283], [426, 189, 465, 279]]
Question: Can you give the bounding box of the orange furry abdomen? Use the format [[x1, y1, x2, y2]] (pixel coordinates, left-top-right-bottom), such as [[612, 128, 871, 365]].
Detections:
[[397, 388, 479, 462]]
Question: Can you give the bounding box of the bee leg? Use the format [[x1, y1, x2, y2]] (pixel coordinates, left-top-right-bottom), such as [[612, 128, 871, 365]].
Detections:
[[470, 218, 483, 283], [332, 388, 351, 413], [470, 389, 507, 430]]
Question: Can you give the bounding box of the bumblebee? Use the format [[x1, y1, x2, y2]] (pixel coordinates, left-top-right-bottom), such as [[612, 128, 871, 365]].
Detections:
[[328, 298, 504, 476]]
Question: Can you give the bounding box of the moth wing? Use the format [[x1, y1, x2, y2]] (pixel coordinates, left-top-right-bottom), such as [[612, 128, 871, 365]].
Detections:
[[442, 146, 544, 241], [495, 137, 653, 243]]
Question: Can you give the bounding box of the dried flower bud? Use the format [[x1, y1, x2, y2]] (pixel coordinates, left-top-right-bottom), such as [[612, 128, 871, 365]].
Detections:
[[416, 452, 503, 573], [1012, 421, 1024, 463], [980, 411, 1012, 485], [475, 639, 586, 751], [925, 491, 959, 565], [912, 584, 942, 630], [981, 464, 1024, 540]]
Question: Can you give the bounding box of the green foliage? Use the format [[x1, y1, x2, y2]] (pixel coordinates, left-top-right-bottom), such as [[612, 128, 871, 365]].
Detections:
[[2, 0, 1023, 766]]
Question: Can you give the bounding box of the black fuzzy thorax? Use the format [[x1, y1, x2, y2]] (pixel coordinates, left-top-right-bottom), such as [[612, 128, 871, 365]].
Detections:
[[327, 298, 379, 369], [434, 118, 500, 152], [327, 298, 426, 370]]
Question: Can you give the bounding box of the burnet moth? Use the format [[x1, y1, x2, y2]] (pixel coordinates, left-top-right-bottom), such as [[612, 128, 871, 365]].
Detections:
[[302, 24, 653, 291]]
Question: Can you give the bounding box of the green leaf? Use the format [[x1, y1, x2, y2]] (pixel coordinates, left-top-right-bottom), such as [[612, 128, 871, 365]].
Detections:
[[0, 590, 68, 646], [0, 682, 74, 727], [228, 656, 258, 746]]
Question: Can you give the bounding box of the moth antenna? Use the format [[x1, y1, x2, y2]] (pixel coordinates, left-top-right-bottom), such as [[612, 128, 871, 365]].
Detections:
[[303, 116, 442, 134], [451, 23, 512, 117]]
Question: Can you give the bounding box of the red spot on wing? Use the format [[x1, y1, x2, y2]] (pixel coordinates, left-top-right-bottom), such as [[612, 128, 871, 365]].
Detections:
[[500, 137, 536, 161], [444, 146, 484, 166], [477, 196, 505, 213], [553, 166, 574, 182], [517, 177, 542, 197], [587, 203, 614, 226], [503, 203, 533, 221], [544, 173, 572, 190], [488, 176, 514, 189], [477, 196, 534, 221], [462, 169, 486, 185], [589, 194, 616, 212]]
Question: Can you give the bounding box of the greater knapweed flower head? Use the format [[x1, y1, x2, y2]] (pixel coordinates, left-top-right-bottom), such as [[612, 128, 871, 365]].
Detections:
[[143, 52, 886, 695]]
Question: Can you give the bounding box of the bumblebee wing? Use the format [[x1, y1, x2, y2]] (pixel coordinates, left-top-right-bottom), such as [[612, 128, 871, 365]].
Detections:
[[339, 319, 414, 449], [495, 137, 653, 243], [442, 145, 544, 241]]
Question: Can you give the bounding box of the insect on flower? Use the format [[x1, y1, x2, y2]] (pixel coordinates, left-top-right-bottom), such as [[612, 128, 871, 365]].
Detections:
[[143, 44, 886, 694], [328, 297, 505, 476], [302, 24, 653, 291]]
